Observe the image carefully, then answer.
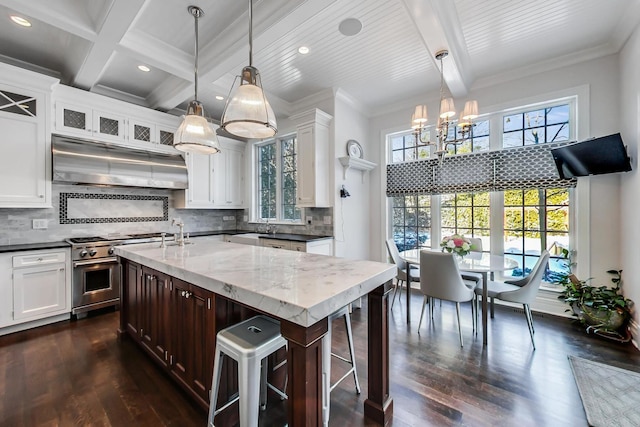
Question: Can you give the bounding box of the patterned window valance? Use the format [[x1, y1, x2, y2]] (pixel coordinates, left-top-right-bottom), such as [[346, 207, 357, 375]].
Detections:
[[386, 141, 577, 196]]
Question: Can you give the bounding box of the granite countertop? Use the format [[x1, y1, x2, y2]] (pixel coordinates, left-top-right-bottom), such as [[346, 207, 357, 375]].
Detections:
[[0, 241, 71, 253], [115, 240, 394, 327]]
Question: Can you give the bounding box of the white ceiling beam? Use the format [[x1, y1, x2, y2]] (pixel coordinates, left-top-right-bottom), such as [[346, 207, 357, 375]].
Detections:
[[147, 0, 336, 113], [72, 0, 147, 90], [117, 29, 193, 82], [400, 0, 473, 97], [0, 0, 97, 41]]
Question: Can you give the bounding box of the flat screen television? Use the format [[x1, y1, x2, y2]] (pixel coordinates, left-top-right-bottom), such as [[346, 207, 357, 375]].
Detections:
[[550, 133, 632, 179]]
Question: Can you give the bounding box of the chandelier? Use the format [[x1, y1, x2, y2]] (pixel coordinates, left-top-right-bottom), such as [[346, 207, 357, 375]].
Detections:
[[411, 50, 478, 162]]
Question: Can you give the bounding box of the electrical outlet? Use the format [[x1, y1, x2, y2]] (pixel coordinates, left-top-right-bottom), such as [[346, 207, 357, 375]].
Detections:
[[32, 219, 48, 229], [306, 216, 313, 225], [323, 216, 332, 225]]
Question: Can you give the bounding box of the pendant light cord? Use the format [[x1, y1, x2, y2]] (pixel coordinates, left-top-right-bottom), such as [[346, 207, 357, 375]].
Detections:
[[248, 0, 253, 67], [194, 8, 200, 101]]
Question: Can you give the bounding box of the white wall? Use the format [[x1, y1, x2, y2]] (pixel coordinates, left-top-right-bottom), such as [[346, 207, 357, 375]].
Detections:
[[619, 23, 640, 338], [333, 90, 371, 259], [368, 54, 623, 287]]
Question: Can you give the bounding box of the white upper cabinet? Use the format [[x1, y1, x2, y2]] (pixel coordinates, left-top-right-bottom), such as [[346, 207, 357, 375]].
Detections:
[[175, 137, 245, 209], [53, 85, 180, 154], [290, 109, 333, 208], [0, 62, 57, 208]]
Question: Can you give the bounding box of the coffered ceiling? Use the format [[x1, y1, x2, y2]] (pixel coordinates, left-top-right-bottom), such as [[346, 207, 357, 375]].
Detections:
[[0, 0, 638, 124]]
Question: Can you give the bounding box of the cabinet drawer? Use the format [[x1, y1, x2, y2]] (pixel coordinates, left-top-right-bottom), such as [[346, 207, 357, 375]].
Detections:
[[13, 251, 66, 268], [290, 242, 306, 252], [260, 239, 291, 250]]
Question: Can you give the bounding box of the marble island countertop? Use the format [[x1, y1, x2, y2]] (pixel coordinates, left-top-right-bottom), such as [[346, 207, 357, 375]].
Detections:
[[115, 240, 395, 327]]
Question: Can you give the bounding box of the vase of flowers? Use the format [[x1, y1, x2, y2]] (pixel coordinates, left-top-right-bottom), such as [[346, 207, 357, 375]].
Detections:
[[440, 234, 472, 258]]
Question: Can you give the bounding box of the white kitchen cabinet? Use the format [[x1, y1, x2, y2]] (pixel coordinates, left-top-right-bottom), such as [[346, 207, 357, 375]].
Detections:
[[0, 63, 57, 208], [290, 109, 332, 208], [55, 101, 127, 142], [53, 84, 180, 154], [175, 138, 245, 209], [0, 248, 71, 334], [128, 117, 177, 147]]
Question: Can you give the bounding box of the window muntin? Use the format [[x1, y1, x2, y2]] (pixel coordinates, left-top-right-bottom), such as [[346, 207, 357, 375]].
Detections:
[[440, 192, 490, 250], [256, 136, 302, 222], [391, 195, 431, 252]]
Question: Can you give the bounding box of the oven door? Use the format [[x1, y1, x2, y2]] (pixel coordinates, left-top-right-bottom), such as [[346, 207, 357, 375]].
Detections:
[[72, 257, 120, 314]]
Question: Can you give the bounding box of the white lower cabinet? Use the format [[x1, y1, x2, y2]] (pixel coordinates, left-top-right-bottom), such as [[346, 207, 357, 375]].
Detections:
[[0, 248, 71, 333]]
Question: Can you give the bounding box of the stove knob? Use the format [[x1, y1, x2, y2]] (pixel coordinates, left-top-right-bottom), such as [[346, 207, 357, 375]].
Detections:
[[108, 247, 115, 255], [79, 250, 88, 257], [89, 249, 97, 257]]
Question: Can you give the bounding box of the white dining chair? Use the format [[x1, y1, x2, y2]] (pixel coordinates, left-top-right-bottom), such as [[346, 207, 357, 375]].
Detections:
[[418, 251, 479, 347], [474, 250, 550, 349], [385, 238, 420, 309]]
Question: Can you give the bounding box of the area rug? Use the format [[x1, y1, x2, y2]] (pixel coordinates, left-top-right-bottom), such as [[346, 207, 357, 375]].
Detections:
[[568, 355, 640, 427]]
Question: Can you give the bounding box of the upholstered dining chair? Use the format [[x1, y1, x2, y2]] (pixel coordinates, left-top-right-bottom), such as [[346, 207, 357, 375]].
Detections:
[[474, 250, 550, 350], [461, 237, 484, 292], [418, 251, 479, 347], [385, 238, 420, 309]]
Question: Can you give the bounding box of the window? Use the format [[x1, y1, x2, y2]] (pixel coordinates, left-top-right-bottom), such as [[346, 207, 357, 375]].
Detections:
[[256, 135, 302, 222], [440, 192, 490, 250], [503, 188, 569, 281], [391, 195, 431, 252], [387, 98, 576, 284], [503, 104, 570, 148]]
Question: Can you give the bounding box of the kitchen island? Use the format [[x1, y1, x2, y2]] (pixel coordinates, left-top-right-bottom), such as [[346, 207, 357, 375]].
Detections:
[[115, 239, 396, 426]]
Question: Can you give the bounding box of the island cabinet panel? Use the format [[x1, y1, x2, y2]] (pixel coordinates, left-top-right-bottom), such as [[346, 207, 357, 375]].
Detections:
[[170, 278, 215, 405], [122, 261, 142, 338], [140, 267, 171, 368]]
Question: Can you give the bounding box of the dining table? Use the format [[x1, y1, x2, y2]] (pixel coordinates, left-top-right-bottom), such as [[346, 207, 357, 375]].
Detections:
[[400, 248, 518, 345]]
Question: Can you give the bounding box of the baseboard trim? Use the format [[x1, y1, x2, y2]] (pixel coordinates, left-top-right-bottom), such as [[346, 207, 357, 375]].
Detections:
[[629, 319, 639, 350]]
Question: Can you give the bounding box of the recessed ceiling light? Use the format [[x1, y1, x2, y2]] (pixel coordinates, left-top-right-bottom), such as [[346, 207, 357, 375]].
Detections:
[[215, 95, 224, 101], [298, 46, 309, 55], [137, 65, 151, 72], [10, 15, 31, 27], [339, 18, 362, 36]]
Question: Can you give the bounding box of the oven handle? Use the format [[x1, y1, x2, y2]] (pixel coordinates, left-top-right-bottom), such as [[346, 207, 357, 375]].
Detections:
[[73, 257, 119, 268]]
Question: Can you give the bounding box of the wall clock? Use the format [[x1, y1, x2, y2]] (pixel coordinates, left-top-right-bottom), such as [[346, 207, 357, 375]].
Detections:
[[346, 139, 363, 159]]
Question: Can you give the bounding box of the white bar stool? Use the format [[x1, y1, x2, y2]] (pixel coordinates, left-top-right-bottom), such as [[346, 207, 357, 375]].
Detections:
[[208, 315, 287, 427], [322, 305, 361, 427]]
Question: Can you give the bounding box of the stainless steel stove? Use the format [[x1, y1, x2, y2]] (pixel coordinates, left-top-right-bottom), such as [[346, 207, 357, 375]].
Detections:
[[68, 233, 167, 316]]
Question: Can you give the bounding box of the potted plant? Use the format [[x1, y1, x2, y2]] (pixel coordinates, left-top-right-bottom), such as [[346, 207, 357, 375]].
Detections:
[[556, 249, 634, 341]]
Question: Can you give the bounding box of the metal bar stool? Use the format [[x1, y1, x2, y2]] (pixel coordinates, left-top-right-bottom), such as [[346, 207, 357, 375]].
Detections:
[[208, 315, 287, 427], [322, 305, 361, 427]]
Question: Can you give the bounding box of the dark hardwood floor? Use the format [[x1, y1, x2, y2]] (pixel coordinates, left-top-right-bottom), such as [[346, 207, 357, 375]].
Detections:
[[2, 292, 640, 427]]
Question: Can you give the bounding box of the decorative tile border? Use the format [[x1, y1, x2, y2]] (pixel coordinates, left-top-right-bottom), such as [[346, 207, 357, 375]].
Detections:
[[60, 193, 168, 224]]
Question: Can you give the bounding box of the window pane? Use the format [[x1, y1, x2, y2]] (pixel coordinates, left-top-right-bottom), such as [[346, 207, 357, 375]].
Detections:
[[523, 207, 541, 230], [503, 132, 523, 147], [524, 128, 544, 145], [524, 109, 545, 128], [547, 206, 569, 231], [504, 114, 522, 132], [547, 104, 570, 125], [504, 190, 523, 206], [523, 189, 540, 205], [547, 123, 569, 142], [473, 207, 490, 228], [472, 136, 490, 152]]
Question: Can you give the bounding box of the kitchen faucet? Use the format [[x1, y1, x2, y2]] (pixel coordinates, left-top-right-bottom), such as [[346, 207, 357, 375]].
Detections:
[[171, 218, 185, 246]]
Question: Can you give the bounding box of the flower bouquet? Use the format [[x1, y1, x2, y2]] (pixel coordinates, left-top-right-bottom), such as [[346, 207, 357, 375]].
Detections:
[[440, 234, 472, 258]]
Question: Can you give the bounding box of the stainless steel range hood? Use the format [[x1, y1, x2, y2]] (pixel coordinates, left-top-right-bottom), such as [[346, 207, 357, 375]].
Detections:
[[52, 134, 188, 189]]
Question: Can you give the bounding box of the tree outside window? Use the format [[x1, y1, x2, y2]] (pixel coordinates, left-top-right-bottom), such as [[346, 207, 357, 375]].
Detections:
[[391, 195, 430, 252], [441, 192, 490, 250]]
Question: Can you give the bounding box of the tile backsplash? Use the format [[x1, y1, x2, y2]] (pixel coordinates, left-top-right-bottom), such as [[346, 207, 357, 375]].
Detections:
[[0, 184, 333, 245]]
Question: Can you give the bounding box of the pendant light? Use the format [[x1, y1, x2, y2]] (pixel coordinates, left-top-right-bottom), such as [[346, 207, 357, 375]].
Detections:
[[221, 0, 277, 139], [173, 6, 220, 154]]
